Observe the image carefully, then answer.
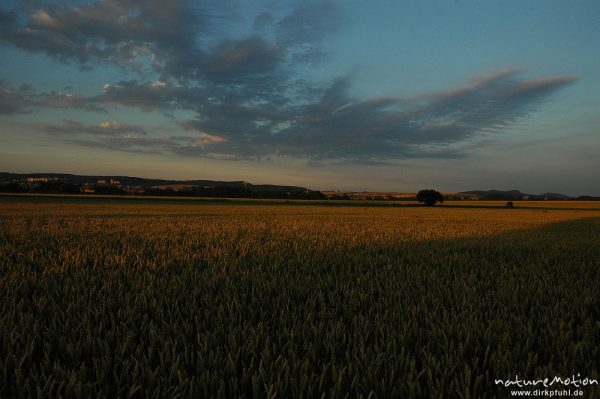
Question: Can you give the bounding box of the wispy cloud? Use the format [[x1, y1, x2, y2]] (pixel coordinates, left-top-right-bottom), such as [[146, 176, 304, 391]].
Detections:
[[35, 119, 227, 157], [202, 38, 284, 83], [39, 119, 147, 137], [275, 0, 343, 62], [42, 91, 107, 112], [0, 81, 35, 114]]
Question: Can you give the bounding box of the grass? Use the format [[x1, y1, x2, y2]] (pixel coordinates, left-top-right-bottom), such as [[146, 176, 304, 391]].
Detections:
[[1, 198, 599, 398]]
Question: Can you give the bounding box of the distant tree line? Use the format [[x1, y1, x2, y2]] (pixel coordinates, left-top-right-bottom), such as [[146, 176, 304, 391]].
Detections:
[[576, 196, 600, 201], [0, 181, 80, 194], [144, 186, 326, 200], [0, 181, 326, 200]]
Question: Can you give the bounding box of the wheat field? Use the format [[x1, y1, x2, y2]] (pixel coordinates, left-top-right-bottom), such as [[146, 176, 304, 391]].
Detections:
[[1, 197, 599, 398]]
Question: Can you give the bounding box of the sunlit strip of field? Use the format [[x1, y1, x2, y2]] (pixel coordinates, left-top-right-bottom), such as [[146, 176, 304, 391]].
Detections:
[[444, 200, 600, 209], [2, 201, 600, 242]]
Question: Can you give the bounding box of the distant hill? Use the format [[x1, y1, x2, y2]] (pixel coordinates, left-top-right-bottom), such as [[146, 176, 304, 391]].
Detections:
[[0, 172, 310, 193], [460, 189, 572, 200], [537, 192, 572, 200], [1, 173, 589, 200], [0, 172, 325, 199]]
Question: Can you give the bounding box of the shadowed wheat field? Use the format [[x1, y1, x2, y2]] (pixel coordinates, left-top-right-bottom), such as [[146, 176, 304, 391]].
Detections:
[[1, 197, 599, 398]]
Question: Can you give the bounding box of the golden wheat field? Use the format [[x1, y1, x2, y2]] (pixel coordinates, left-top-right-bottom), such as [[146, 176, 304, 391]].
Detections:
[[1, 196, 600, 398]]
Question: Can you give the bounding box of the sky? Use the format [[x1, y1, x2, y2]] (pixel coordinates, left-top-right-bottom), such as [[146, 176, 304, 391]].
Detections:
[[0, 0, 599, 195]]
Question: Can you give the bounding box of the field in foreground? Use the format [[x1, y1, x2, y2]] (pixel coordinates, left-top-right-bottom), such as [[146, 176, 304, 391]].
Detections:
[[1, 198, 600, 398]]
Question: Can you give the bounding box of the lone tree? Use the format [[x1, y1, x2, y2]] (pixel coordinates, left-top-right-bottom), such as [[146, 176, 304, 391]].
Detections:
[[417, 189, 444, 206]]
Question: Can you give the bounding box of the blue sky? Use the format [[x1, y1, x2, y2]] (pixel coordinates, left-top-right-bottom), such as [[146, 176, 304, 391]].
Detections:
[[1, 0, 599, 195]]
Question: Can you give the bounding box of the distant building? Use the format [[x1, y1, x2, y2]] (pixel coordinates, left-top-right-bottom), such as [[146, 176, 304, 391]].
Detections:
[[27, 177, 48, 183], [97, 179, 120, 185]]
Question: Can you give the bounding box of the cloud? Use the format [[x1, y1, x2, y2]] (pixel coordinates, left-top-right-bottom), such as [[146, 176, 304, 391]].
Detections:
[[0, 81, 35, 114], [38, 119, 148, 137], [97, 80, 199, 111], [1, 79, 199, 113], [35, 119, 228, 156], [0, 0, 339, 80], [0, 0, 343, 126], [202, 38, 284, 83], [253, 12, 274, 30], [0, 82, 105, 113], [0, 0, 215, 77], [42, 91, 107, 112], [35, 119, 215, 157], [275, 0, 342, 62]]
